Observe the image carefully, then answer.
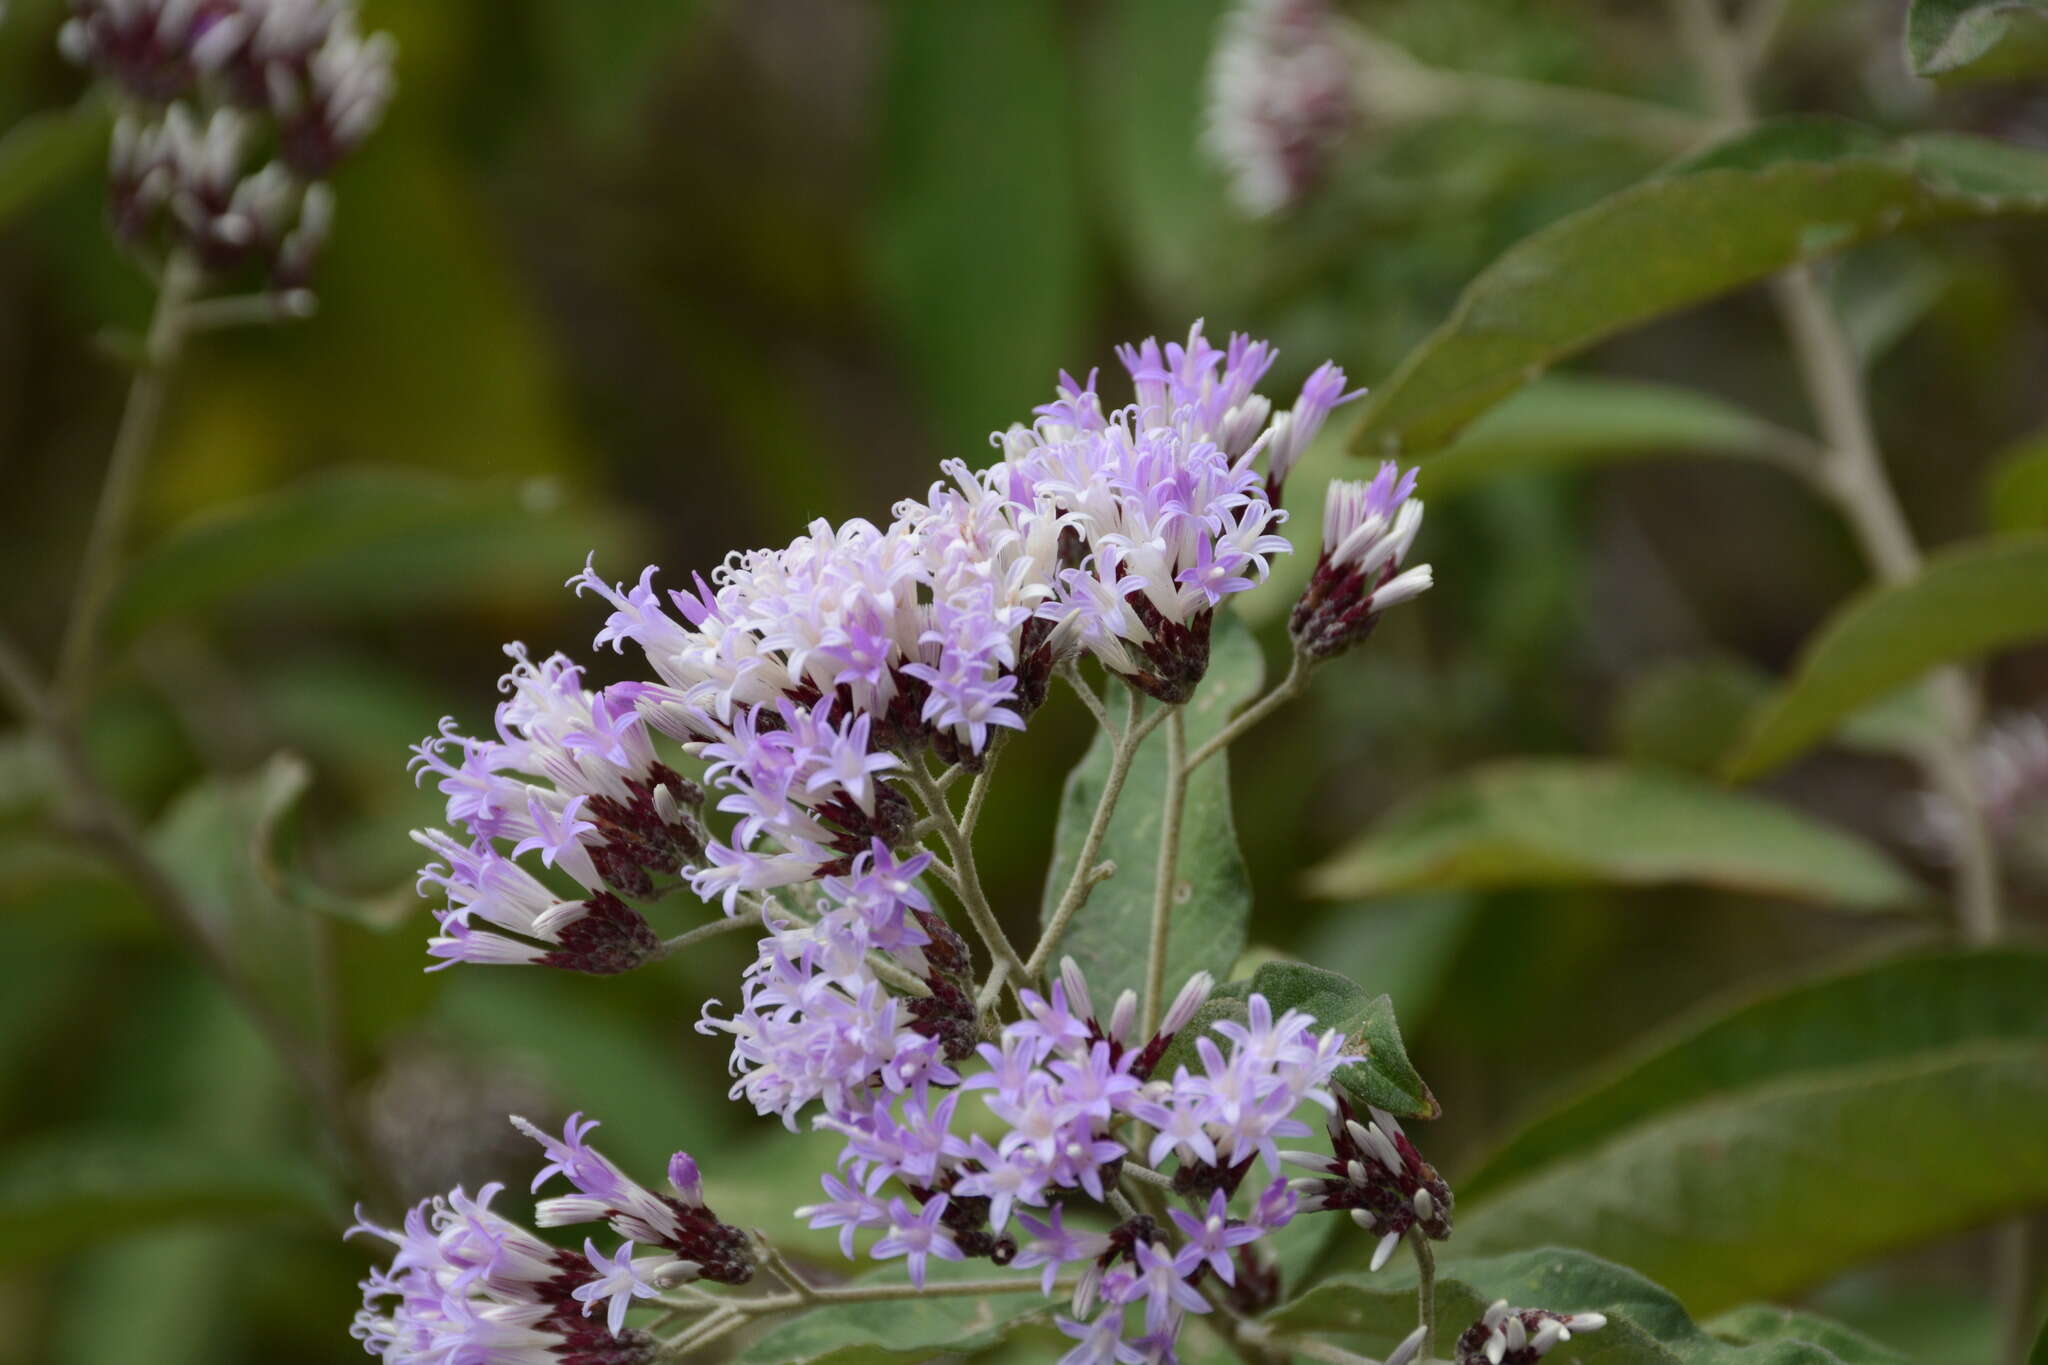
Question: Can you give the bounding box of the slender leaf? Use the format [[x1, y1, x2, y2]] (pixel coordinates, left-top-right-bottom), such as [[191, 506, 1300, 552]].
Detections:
[[106, 466, 635, 640], [1450, 1041, 2048, 1311], [1725, 535, 2048, 778], [1460, 945, 2048, 1200], [733, 1260, 1056, 1365], [1304, 760, 1924, 910], [1415, 376, 1803, 500], [1042, 614, 1264, 1006], [1987, 428, 2048, 531], [1274, 1246, 1900, 1364], [1349, 119, 2048, 455], [872, 0, 1087, 449], [0, 1130, 328, 1268], [1612, 658, 1773, 776], [1907, 0, 2048, 85]]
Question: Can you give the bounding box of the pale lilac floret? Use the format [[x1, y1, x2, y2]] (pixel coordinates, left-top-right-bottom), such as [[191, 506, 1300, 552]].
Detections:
[[513, 1112, 683, 1246], [796, 1171, 892, 1258], [1057, 1305, 1143, 1365], [1013, 1205, 1112, 1295], [571, 1238, 666, 1337], [1169, 1190, 1262, 1283], [1123, 1239, 1211, 1336], [870, 1196, 964, 1288]]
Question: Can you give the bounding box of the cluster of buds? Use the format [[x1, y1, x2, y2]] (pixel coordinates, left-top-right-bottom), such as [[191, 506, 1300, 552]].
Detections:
[[1204, 0, 1361, 215], [63, 0, 395, 293], [1455, 1300, 1609, 1364], [1285, 1096, 1452, 1271], [1291, 461, 1432, 661]]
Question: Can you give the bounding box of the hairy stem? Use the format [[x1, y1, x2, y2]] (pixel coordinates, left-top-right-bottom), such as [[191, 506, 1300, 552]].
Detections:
[[1184, 650, 1312, 775], [1141, 707, 1190, 1036], [56, 252, 200, 707], [1411, 1228, 1437, 1362], [1021, 686, 1164, 991], [653, 913, 764, 959], [902, 765, 1030, 990]]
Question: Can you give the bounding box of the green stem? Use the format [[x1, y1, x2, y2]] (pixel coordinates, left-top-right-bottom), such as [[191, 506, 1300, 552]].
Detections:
[[902, 765, 1030, 990], [1184, 650, 1311, 776], [1141, 707, 1189, 1036], [1411, 1228, 1437, 1362], [56, 252, 200, 708]]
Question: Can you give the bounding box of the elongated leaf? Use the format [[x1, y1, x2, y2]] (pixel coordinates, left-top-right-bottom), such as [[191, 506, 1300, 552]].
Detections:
[[1908, 0, 2048, 85], [537, 0, 703, 137], [2030, 1310, 2047, 1365], [1461, 945, 2048, 1200], [106, 466, 634, 641], [1450, 1041, 2048, 1311], [1705, 1306, 1908, 1364], [0, 1130, 328, 1268], [1350, 120, 2048, 455], [1612, 657, 1774, 776], [1273, 1246, 1901, 1364], [1304, 760, 1923, 910], [1042, 614, 1264, 1006], [1988, 428, 2048, 531], [1725, 536, 2048, 778], [733, 1261, 1056, 1365], [1156, 961, 1439, 1118], [0, 101, 110, 229], [1415, 376, 1803, 499], [872, 0, 1087, 449]]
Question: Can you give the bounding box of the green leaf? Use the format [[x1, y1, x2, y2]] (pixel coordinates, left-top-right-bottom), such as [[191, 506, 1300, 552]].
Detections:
[[1303, 760, 1924, 910], [1725, 535, 2048, 778], [1460, 945, 2048, 1200], [1611, 657, 1773, 777], [1987, 428, 2048, 532], [871, 0, 1087, 450], [1041, 613, 1264, 1008], [1158, 961, 1439, 1119], [1907, 0, 2048, 85], [1704, 1306, 1909, 1364], [1275, 1247, 1902, 1363], [0, 100, 111, 230], [1349, 119, 2048, 456], [1451, 1040, 2048, 1313], [1414, 376, 1805, 500], [105, 466, 635, 641], [733, 1261, 1055, 1365], [0, 1130, 328, 1268], [2029, 1310, 2047, 1365]]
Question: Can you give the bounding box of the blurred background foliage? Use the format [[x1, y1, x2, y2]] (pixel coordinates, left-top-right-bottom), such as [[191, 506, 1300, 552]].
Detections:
[[2, 0, 2046, 1362]]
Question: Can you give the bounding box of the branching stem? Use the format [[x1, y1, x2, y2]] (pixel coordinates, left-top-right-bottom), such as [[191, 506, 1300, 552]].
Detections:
[[1185, 651, 1311, 775], [1141, 707, 1189, 1036], [902, 765, 1030, 990]]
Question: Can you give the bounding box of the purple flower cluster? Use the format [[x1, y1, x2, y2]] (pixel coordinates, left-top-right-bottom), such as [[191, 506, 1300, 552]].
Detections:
[[791, 965, 1348, 1363], [63, 0, 394, 289], [1284, 1096, 1452, 1271], [347, 1115, 748, 1365], [1455, 1300, 1609, 1365], [1291, 461, 1432, 660], [410, 647, 706, 973]]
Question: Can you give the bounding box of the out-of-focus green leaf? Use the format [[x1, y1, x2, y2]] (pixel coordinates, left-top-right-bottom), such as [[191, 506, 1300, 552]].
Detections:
[[1447, 1040, 2048, 1312], [2029, 1310, 2047, 1365], [733, 1259, 1054, 1365], [148, 753, 320, 1024], [1350, 119, 2048, 455], [1612, 657, 1773, 776], [536, 0, 703, 138], [107, 466, 631, 640], [0, 1130, 328, 1268], [1275, 1246, 1898, 1363], [1725, 536, 2048, 778], [0, 835, 154, 940], [1907, 0, 2048, 85], [1157, 961, 1439, 1118], [1414, 376, 1804, 499], [1042, 614, 1263, 1008], [1460, 946, 2048, 1200], [1304, 760, 1924, 910], [1704, 1306, 1909, 1363], [0, 100, 110, 230], [1987, 428, 2048, 531], [872, 0, 1088, 449], [1293, 893, 1479, 1029]]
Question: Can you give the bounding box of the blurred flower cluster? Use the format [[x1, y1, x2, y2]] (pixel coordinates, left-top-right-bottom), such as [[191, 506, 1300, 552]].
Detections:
[[62, 0, 395, 294]]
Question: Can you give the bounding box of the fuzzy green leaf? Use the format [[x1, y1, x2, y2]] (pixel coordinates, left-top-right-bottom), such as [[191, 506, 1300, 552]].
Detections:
[[1725, 535, 2048, 778], [1349, 119, 2048, 456], [733, 1262, 1055, 1365], [1304, 760, 1923, 910]]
